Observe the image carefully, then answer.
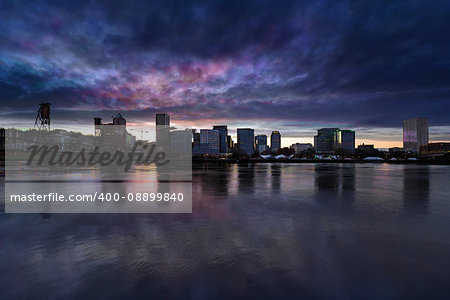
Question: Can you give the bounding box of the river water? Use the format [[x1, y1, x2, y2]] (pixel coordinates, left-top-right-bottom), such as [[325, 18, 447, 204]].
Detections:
[[1, 163, 449, 299]]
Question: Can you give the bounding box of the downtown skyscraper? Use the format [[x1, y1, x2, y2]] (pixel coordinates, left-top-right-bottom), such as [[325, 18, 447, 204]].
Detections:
[[212, 125, 228, 154], [270, 131, 281, 152], [237, 128, 255, 156], [403, 118, 429, 153], [255, 135, 268, 153]]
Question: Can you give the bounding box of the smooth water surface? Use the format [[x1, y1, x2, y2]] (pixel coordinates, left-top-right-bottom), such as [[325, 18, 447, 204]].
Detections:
[[1, 163, 449, 299]]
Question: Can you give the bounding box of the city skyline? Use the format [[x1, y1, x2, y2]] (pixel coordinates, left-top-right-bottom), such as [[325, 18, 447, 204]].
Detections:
[[2, 108, 445, 149], [4, 108, 445, 154], [1, 1, 450, 147]]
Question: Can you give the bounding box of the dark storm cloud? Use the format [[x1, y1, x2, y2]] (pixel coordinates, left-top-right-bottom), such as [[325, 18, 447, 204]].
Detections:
[[1, 0, 450, 138]]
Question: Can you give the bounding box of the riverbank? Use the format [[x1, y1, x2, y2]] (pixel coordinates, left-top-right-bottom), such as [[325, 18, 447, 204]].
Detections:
[[192, 157, 450, 165]]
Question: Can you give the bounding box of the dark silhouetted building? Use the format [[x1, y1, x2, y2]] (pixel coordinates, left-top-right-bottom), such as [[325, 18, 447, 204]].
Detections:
[[389, 147, 404, 153], [156, 113, 170, 151], [335, 129, 355, 154], [198, 129, 220, 154], [279, 147, 295, 155], [403, 117, 428, 153], [314, 128, 339, 154], [156, 113, 170, 127], [227, 135, 234, 152], [270, 131, 281, 152], [356, 143, 380, 157], [420, 142, 450, 155], [237, 128, 255, 156], [112, 113, 126, 125], [212, 125, 228, 154], [94, 113, 126, 128], [290, 143, 313, 154]]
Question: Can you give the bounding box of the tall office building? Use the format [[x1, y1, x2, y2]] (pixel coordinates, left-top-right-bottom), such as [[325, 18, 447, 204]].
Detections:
[[156, 113, 170, 127], [212, 125, 228, 153], [270, 131, 281, 152], [237, 128, 255, 156], [200, 129, 220, 154], [227, 135, 234, 152], [314, 128, 339, 154], [255, 135, 268, 153], [155, 113, 170, 151], [335, 130, 355, 154], [403, 118, 429, 153]]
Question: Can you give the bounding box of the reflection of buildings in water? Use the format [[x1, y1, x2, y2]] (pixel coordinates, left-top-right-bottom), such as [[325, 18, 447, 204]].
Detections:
[[237, 162, 255, 195], [314, 164, 339, 191], [192, 163, 233, 218], [0, 168, 4, 212], [341, 165, 356, 191], [209, 165, 230, 197], [270, 164, 281, 194], [314, 164, 355, 205], [194, 163, 230, 197], [255, 164, 270, 193], [403, 166, 430, 214], [340, 165, 356, 204]]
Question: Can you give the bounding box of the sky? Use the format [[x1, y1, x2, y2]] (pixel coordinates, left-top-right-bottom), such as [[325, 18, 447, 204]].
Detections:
[[1, 0, 450, 147]]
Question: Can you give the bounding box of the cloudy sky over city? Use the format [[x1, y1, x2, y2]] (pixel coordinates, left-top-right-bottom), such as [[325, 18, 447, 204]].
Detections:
[[1, 0, 450, 146]]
